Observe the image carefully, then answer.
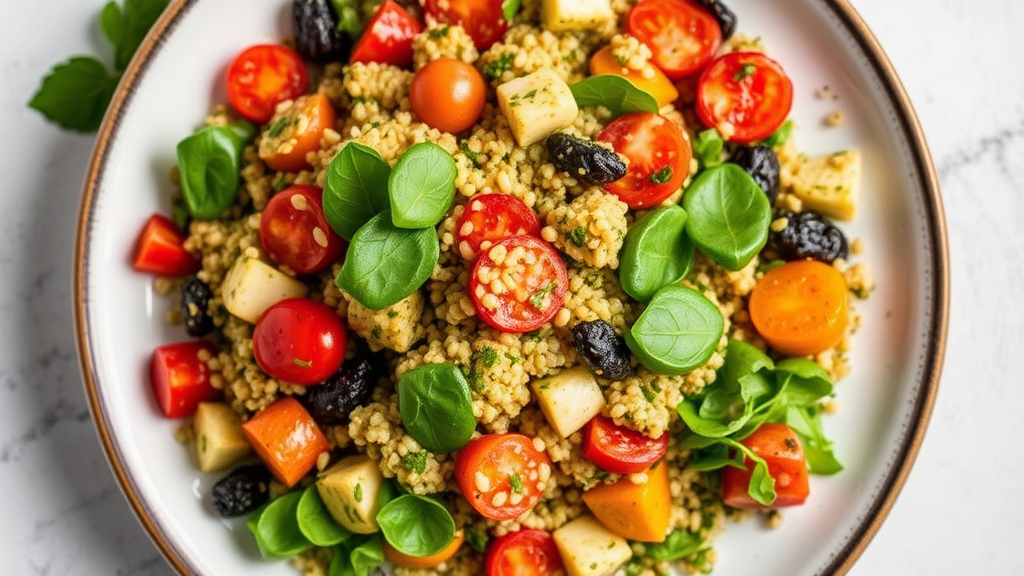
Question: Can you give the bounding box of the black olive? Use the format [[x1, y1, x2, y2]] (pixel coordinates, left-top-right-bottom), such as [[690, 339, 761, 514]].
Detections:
[[730, 145, 781, 206], [691, 0, 738, 40], [210, 464, 272, 517], [546, 133, 627, 186], [293, 0, 350, 63], [770, 210, 850, 264], [181, 276, 213, 337], [303, 355, 380, 425], [571, 320, 632, 380]]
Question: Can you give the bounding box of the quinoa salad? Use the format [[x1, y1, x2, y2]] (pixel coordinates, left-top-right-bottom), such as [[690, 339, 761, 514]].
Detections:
[[130, 0, 876, 575]]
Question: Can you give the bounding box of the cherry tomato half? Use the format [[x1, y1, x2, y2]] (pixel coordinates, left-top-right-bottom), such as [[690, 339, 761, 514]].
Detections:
[[455, 193, 541, 261], [596, 112, 691, 209], [423, 0, 508, 51], [454, 433, 551, 520], [349, 0, 423, 67], [226, 44, 309, 124], [469, 235, 568, 333], [410, 58, 487, 134], [627, 0, 722, 80], [484, 529, 564, 576], [260, 185, 346, 274], [253, 298, 347, 385], [695, 51, 794, 144], [722, 422, 810, 508], [581, 415, 669, 475], [131, 213, 199, 276], [258, 92, 337, 173]]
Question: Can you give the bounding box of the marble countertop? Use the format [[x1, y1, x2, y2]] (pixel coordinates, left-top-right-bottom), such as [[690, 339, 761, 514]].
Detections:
[[1, 0, 1020, 574]]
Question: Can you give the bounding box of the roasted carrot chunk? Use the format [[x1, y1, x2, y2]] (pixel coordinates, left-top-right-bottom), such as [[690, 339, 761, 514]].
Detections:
[[241, 396, 329, 487]]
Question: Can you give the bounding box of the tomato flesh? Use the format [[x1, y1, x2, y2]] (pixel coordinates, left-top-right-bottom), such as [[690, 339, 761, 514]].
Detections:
[[131, 214, 199, 276], [410, 58, 487, 133], [627, 0, 722, 80], [485, 529, 564, 576], [259, 92, 337, 173], [596, 112, 691, 209], [696, 51, 794, 144], [454, 433, 551, 520], [469, 235, 568, 333], [581, 415, 669, 475], [349, 0, 423, 67], [455, 194, 541, 261], [226, 44, 309, 124], [150, 340, 220, 418], [260, 184, 346, 274], [252, 298, 347, 385], [722, 422, 810, 508], [423, 0, 508, 51]]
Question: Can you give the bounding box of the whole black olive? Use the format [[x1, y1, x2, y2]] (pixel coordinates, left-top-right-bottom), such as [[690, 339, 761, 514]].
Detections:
[[181, 276, 213, 337], [571, 320, 632, 380], [210, 464, 272, 517], [730, 145, 781, 206], [546, 133, 627, 186], [293, 0, 350, 63], [770, 210, 850, 264], [303, 355, 380, 425], [692, 0, 738, 40]]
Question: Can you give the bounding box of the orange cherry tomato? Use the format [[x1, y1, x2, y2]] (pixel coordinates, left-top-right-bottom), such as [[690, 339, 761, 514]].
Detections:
[[626, 0, 722, 80], [695, 51, 793, 144], [410, 58, 487, 134], [722, 422, 810, 508], [258, 92, 337, 172], [748, 259, 849, 356], [588, 45, 679, 108], [226, 44, 309, 124], [384, 530, 465, 569], [454, 433, 551, 520]]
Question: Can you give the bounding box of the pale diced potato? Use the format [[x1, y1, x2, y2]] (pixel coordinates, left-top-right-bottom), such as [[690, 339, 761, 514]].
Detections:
[[316, 455, 384, 534], [193, 401, 251, 473], [221, 254, 308, 323], [345, 290, 425, 353], [531, 365, 606, 438], [497, 68, 579, 148], [553, 514, 633, 576], [541, 0, 613, 31], [787, 149, 861, 221]]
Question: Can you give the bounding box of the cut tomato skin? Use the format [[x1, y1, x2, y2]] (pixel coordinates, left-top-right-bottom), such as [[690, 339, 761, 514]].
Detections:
[[581, 415, 669, 475], [260, 184, 346, 274], [131, 213, 199, 276], [695, 51, 794, 144], [150, 340, 220, 418], [252, 298, 347, 385], [423, 0, 508, 51], [454, 433, 551, 520], [484, 529, 565, 576], [722, 422, 810, 508], [596, 112, 691, 209], [226, 44, 309, 124], [469, 235, 568, 333], [455, 194, 541, 261], [349, 0, 423, 67], [627, 0, 722, 80]]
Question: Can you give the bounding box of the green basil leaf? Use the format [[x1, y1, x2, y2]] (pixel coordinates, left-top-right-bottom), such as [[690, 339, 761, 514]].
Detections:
[[683, 163, 772, 271], [324, 141, 392, 240], [619, 205, 694, 303], [28, 56, 119, 133], [349, 534, 384, 576], [248, 491, 311, 559], [336, 211, 439, 310], [645, 528, 706, 562], [100, 2, 125, 54], [297, 486, 351, 547], [758, 119, 793, 148], [626, 284, 724, 376], [330, 0, 365, 37], [502, 0, 521, 22], [677, 400, 750, 438], [176, 124, 249, 219], [111, 0, 170, 71], [389, 142, 458, 229], [786, 405, 843, 475], [376, 494, 456, 557], [397, 363, 475, 453], [569, 75, 659, 117], [692, 128, 725, 168], [775, 357, 833, 406]]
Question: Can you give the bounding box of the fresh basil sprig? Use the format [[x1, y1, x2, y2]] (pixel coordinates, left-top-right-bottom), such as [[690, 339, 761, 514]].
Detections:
[[323, 141, 392, 240], [569, 75, 659, 117], [176, 121, 255, 219], [625, 284, 724, 376], [397, 363, 475, 453], [376, 494, 457, 557]]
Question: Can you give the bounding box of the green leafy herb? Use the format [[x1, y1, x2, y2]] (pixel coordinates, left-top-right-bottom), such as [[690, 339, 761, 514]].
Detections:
[[734, 63, 757, 81], [529, 281, 557, 310], [246, 491, 311, 560], [376, 494, 456, 557], [502, 0, 521, 22], [625, 284, 724, 376], [297, 486, 351, 547], [397, 363, 475, 453], [464, 525, 489, 553], [649, 166, 673, 185], [176, 121, 255, 219], [683, 163, 771, 271], [323, 142, 392, 240], [483, 53, 515, 79], [401, 451, 429, 474], [758, 119, 794, 148], [645, 527, 706, 561], [618, 205, 694, 303], [692, 128, 725, 168], [389, 142, 458, 229], [569, 75, 659, 117], [328, 533, 384, 576], [567, 226, 588, 247], [509, 473, 524, 493], [330, 0, 367, 38]]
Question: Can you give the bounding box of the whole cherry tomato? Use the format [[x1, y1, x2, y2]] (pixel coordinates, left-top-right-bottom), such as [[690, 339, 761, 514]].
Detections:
[[627, 0, 722, 79], [695, 51, 794, 144], [410, 58, 487, 134], [455, 193, 541, 261], [454, 433, 551, 520], [484, 529, 564, 576], [423, 0, 508, 51], [581, 415, 669, 475], [722, 422, 810, 508], [260, 184, 346, 275], [226, 44, 309, 124], [252, 298, 346, 385], [596, 112, 691, 209]]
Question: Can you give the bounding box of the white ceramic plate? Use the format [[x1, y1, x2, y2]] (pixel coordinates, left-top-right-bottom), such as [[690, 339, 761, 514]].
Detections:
[[74, 1, 948, 575]]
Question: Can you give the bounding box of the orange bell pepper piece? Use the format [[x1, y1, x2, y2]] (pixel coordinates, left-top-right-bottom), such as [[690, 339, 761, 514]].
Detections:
[[581, 459, 672, 543]]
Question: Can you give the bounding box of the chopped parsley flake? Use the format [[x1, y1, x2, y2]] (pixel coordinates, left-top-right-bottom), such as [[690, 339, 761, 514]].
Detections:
[[649, 166, 673, 185]]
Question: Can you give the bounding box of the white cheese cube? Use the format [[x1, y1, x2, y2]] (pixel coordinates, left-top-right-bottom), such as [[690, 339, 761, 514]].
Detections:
[[193, 401, 251, 473], [541, 0, 614, 32], [553, 514, 633, 576], [221, 254, 308, 323], [531, 365, 606, 438], [497, 68, 579, 148], [787, 149, 861, 221], [316, 455, 385, 534], [345, 290, 425, 353]]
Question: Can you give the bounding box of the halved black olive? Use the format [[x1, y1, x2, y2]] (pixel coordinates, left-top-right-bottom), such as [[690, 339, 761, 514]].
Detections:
[[546, 132, 627, 186], [293, 0, 350, 63]]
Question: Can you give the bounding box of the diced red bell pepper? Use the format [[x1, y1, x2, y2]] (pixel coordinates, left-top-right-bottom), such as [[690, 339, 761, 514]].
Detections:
[[131, 213, 199, 276], [722, 422, 810, 508], [150, 340, 220, 418], [349, 0, 423, 68]]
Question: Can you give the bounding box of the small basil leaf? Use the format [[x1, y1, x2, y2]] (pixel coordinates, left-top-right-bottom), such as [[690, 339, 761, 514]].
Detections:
[[323, 141, 392, 240], [111, 0, 171, 71], [248, 490, 311, 559], [619, 205, 694, 303], [569, 75, 659, 117], [626, 284, 724, 376], [28, 56, 119, 133], [100, 2, 125, 55], [683, 163, 772, 271], [177, 123, 249, 219], [297, 486, 351, 547], [397, 363, 475, 453], [389, 142, 457, 229], [349, 534, 384, 576], [376, 494, 456, 557], [692, 128, 725, 168]]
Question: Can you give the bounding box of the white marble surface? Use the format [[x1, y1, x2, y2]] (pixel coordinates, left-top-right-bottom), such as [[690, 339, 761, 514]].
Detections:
[[0, 1, 1020, 574]]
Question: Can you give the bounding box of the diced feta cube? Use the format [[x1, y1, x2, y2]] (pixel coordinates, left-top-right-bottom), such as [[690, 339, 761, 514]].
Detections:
[[787, 149, 861, 221], [541, 0, 614, 32], [497, 68, 579, 148]]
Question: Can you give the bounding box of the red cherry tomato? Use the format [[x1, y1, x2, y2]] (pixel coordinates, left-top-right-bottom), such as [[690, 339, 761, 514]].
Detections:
[[627, 0, 722, 80], [423, 0, 508, 51], [695, 51, 794, 144], [226, 44, 309, 124], [410, 58, 487, 133], [469, 235, 568, 333], [596, 112, 692, 209], [253, 298, 347, 385], [722, 422, 810, 508], [131, 214, 199, 276], [260, 185, 346, 274], [349, 0, 423, 67], [454, 434, 551, 520], [581, 415, 669, 475], [484, 529, 564, 576], [455, 194, 541, 261], [150, 340, 220, 418]]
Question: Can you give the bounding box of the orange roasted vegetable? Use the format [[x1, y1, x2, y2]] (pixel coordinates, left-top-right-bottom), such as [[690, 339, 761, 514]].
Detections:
[[258, 91, 336, 172], [384, 530, 464, 569], [581, 459, 671, 542], [241, 396, 329, 487], [589, 45, 679, 108]]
